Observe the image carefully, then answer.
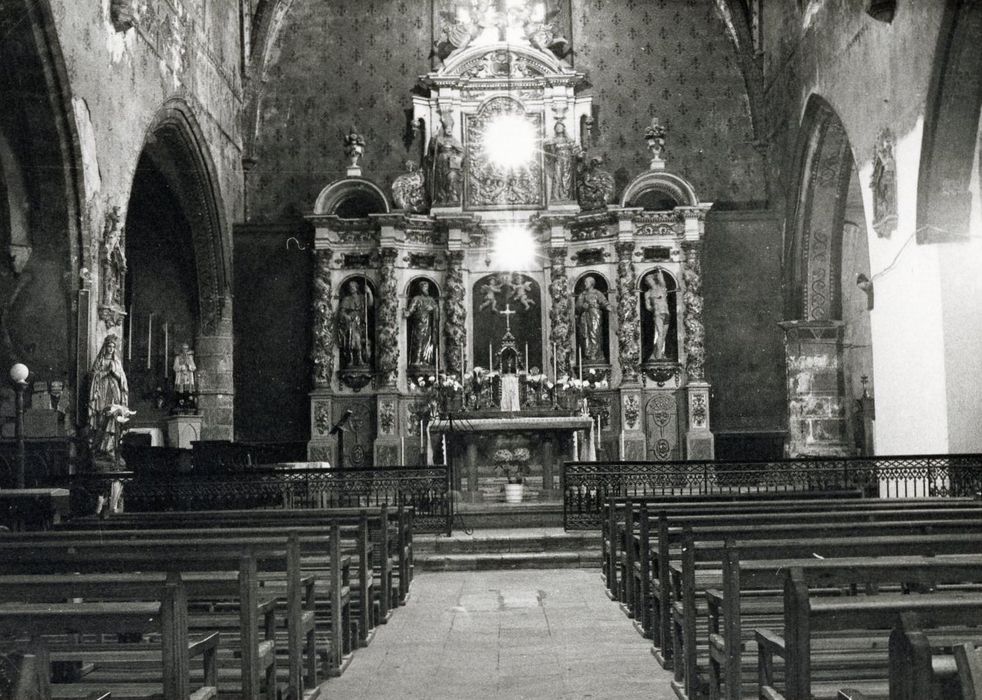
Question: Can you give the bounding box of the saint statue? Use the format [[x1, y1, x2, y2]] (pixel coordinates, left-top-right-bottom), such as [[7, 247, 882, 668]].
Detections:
[[404, 280, 439, 367], [88, 333, 133, 515], [575, 275, 610, 363], [643, 270, 672, 361], [543, 121, 582, 202], [428, 115, 464, 206], [338, 280, 373, 368], [172, 342, 197, 412], [577, 155, 615, 211]]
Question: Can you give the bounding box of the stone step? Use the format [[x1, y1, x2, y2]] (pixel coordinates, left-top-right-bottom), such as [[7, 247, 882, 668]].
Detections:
[[452, 503, 564, 529], [418, 532, 601, 554], [415, 551, 603, 571]]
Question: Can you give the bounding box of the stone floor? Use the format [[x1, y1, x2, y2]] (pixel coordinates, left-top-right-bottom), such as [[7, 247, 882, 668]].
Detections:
[[320, 569, 676, 699]]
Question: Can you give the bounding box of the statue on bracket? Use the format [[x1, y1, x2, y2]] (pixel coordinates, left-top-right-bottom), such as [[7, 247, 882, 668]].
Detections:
[[428, 115, 465, 207], [642, 269, 676, 362], [405, 279, 440, 369], [392, 160, 428, 213], [575, 274, 610, 364], [577, 155, 615, 211], [99, 206, 127, 327], [543, 120, 582, 202], [337, 279, 374, 370]]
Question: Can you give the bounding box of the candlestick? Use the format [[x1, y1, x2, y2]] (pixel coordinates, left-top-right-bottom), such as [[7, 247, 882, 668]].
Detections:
[[578, 348, 583, 383], [552, 342, 557, 380], [127, 306, 133, 361], [488, 342, 492, 371], [419, 420, 424, 452], [147, 313, 153, 369], [524, 343, 529, 373]]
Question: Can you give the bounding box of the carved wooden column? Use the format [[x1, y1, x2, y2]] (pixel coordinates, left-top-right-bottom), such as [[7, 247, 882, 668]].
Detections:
[[682, 241, 714, 459], [548, 246, 572, 375], [444, 250, 466, 376], [377, 247, 400, 387], [615, 241, 640, 384], [311, 250, 335, 388]]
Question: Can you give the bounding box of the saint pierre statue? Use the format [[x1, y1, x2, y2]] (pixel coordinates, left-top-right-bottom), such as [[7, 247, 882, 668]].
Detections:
[[404, 280, 439, 367], [543, 121, 582, 202], [575, 275, 610, 363], [428, 115, 464, 206], [643, 270, 672, 361], [338, 280, 372, 368]]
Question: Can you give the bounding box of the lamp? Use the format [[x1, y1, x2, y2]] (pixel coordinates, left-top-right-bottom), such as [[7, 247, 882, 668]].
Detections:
[[9, 363, 29, 489]]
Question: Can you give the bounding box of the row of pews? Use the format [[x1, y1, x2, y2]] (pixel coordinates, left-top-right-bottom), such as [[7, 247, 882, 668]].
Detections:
[[0, 504, 413, 699], [600, 492, 982, 700]]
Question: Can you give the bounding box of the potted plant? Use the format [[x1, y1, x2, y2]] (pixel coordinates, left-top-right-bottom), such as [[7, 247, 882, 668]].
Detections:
[[494, 447, 531, 503]]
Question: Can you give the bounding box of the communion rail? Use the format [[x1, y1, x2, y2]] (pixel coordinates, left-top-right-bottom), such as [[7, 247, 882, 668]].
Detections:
[[562, 453, 982, 529], [69, 464, 453, 534]]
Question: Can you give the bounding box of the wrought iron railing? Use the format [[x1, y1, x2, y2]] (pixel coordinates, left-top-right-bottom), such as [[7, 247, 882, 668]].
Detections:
[[70, 464, 453, 534], [562, 454, 982, 529]]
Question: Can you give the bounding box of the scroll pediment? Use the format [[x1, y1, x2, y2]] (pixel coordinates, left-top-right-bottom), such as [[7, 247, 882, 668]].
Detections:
[[431, 43, 582, 87]]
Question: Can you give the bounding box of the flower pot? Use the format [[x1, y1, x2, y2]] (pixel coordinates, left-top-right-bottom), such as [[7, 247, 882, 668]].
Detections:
[[504, 483, 524, 504]]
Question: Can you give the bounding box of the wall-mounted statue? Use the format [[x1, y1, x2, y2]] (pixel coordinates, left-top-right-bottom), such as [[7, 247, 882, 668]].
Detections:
[[405, 279, 439, 368], [392, 160, 428, 213], [543, 121, 582, 203], [643, 270, 673, 361], [575, 275, 610, 364], [871, 128, 897, 238], [99, 206, 127, 327], [577, 156, 614, 211], [428, 115, 464, 206], [337, 279, 374, 369]]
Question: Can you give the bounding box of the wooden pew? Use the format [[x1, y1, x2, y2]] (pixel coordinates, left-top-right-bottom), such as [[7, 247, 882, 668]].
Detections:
[[707, 552, 982, 700], [756, 568, 982, 700], [955, 640, 982, 700], [0, 534, 334, 699], [886, 611, 982, 700], [0, 576, 217, 700]]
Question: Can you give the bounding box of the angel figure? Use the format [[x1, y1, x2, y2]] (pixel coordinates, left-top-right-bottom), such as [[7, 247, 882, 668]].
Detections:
[[509, 275, 536, 310], [479, 276, 504, 312]]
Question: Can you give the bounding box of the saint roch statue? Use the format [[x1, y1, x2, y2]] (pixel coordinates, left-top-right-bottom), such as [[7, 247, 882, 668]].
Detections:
[[575, 275, 610, 363], [404, 280, 439, 367], [173, 343, 196, 394], [543, 121, 582, 202], [644, 270, 673, 361], [338, 279, 373, 368], [428, 115, 464, 206]]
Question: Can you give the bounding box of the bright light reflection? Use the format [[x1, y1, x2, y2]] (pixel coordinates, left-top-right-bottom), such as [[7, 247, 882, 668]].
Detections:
[[494, 226, 537, 269], [483, 115, 536, 170]]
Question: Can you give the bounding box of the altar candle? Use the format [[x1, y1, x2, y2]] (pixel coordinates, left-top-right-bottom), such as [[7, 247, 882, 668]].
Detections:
[[164, 322, 169, 377], [419, 420, 424, 451], [552, 342, 557, 380], [578, 348, 583, 383], [147, 313, 153, 369], [460, 342, 465, 375], [489, 342, 492, 371], [525, 343, 529, 373]]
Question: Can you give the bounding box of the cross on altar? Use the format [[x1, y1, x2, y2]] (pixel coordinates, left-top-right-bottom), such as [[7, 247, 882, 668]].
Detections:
[[499, 303, 516, 333]]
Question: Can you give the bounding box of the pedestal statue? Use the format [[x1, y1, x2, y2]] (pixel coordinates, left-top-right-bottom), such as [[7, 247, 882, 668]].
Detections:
[[575, 275, 609, 363], [544, 121, 582, 202], [88, 333, 134, 515], [428, 116, 464, 207], [172, 342, 197, 413], [405, 280, 439, 368], [643, 270, 672, 361]]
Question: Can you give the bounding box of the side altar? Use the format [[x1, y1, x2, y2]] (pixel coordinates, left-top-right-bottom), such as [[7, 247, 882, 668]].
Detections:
[[304, 6, 714, 500]]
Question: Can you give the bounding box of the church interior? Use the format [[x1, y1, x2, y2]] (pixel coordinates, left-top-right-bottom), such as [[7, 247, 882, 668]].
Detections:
[[1, 0, 982, 698]]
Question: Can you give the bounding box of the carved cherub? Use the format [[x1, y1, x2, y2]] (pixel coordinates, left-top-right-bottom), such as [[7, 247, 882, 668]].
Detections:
[[509, 275, 536, 310], [392, 160, 428, 213], [479, 276, 504, 312]]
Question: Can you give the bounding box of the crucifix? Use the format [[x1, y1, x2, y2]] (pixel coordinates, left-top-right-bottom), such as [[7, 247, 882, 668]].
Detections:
[[498, 303, 516, 333]]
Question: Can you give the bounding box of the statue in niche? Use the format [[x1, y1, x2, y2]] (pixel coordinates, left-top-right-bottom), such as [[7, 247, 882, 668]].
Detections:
[[428, 115, 464, 206], [338, 279, 373, 369], [392, 160, 428, 213], [343, 126, 366, 170], [404, 280, 439, 368], [543, 121, 582, 202], [577, 155, 615, 211], [575, 275, 610, 364], [643, 270, 673, 361], [172, 342, 197, 413]]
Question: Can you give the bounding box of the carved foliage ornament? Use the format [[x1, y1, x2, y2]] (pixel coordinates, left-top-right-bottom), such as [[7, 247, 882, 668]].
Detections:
[[548, 247, 572, 375], [615, 242, 640, 382], [311, 252, 335, 386], [682, 243, 706, 382], [444, 251, 467, 376], [377, 248, 400, 385]]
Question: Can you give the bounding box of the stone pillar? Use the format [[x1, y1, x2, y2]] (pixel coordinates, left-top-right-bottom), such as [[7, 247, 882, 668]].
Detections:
[[377, 247, 400, 387], [615, 241, 640, 384], [779, 320, 851, 457], [548, 246, 572, 376], [682, 242, 714, 459], [195, 297, 234, 440], [444, 250, 466, 376]]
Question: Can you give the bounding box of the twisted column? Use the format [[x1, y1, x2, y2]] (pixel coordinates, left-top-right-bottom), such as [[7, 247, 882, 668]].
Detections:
[[443, 251, 466, 376], [548, 246, 572, 375], [378, 247, 400, 386], [615, 241, 640, 383], [311, 250, 335, 386], [682, 242, 706, 381]]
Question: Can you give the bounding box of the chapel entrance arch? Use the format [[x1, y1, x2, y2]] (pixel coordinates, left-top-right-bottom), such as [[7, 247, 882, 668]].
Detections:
[[782, 96, 875, 457]]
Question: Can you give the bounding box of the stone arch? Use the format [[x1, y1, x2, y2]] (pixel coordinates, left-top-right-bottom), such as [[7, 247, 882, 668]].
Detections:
[[0, 0, 85, 420], [124, 99, 232, 439], [916, 0, 982, 243], [620, 171, 700, 210], [313, 179, 390, 218], [404, 275, 440, 297]]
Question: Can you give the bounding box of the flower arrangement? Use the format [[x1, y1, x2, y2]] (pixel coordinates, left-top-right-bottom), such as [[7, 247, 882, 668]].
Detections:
[[493, 446, 531, 484]]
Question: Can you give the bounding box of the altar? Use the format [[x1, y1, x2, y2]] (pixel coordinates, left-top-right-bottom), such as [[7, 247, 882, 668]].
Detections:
[[303, 1, 716, 487]]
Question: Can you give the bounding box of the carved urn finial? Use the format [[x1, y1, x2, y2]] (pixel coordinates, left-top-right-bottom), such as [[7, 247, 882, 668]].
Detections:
[[343, 126, 366, 176], [645, 117, 667, 170]]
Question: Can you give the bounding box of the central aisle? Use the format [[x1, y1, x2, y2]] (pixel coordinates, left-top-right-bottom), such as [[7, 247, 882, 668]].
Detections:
[[321, 568, 676, 699]]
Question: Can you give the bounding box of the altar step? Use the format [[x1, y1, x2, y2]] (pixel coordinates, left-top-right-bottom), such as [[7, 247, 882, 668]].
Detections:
[[453, 502, 564, 529], [414, 528, 602, 571]]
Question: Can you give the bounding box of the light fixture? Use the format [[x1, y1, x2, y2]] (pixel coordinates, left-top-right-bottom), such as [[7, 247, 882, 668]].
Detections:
[[9, 363, 28, 489], [493, 226, 537, 269], [483, 114, 536, 170]]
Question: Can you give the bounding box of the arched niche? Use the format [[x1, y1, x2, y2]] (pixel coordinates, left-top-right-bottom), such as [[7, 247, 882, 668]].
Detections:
[[472, 273, 541, 372], [620, 171, 699, 210], [572, 272, 611, 366], [638, 268, 679, 363], [404, 276, 440, 372], [916, 1, 982, 243], [782, 95, 875, 457], [313, 178, 390, 218], [123, 100, 232, 438], [0, 0, 83, 408], [336, 275, 376, 391]]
